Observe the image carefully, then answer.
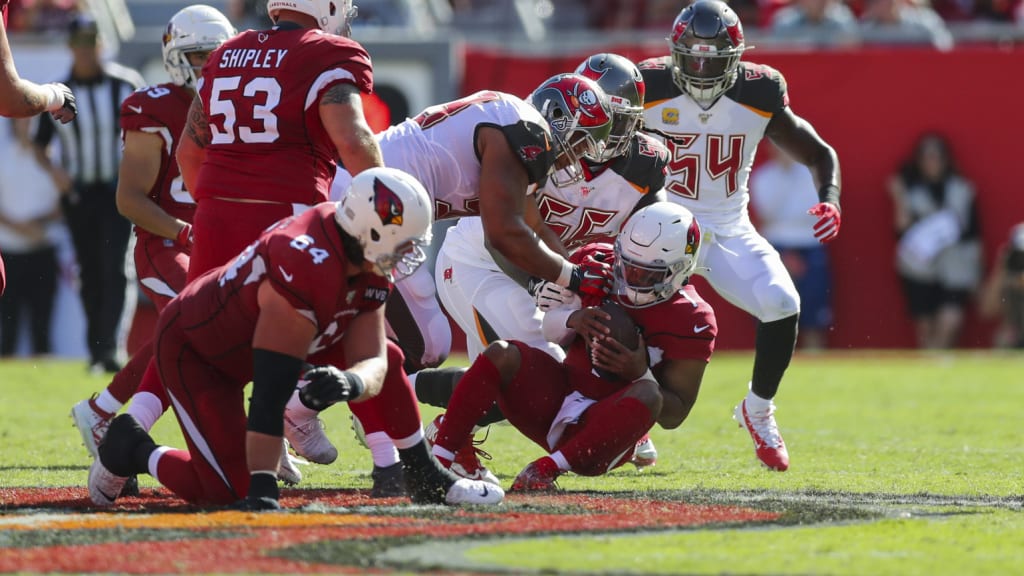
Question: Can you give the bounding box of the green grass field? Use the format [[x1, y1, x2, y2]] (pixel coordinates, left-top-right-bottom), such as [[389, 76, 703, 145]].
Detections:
[[1, 350, 1022, 574]]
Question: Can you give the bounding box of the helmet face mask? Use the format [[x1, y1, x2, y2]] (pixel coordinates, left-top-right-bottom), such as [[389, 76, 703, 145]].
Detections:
[[163, 5, 236, 88], [574, 53, 646, 163], [668, 0, 747, 108], [529, 73, 613, 186], [335, 167, 433, 283], [613, 203, 702, 309]]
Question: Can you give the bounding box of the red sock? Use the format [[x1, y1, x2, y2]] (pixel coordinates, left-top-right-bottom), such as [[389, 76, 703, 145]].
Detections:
[[557, 394, 655, 476], [435, 354, 501, 454], [136, 358, 170, 410], [351, 341, 422, 442], [106, 340, 153, 404], [154, 448, 240, 505]]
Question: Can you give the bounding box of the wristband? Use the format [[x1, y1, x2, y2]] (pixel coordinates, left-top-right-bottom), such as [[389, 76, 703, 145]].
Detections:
[[633, 368, 656, 384], [555, 259, 574, 288], [41, 84, 64, 112]]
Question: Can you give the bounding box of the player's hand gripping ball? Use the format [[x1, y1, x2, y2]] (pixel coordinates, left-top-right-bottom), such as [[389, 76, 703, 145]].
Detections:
[[590, 300, 640, 381]]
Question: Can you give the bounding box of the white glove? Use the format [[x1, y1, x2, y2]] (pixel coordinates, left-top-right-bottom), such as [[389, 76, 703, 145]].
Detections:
[[535, 280, 576, 312]]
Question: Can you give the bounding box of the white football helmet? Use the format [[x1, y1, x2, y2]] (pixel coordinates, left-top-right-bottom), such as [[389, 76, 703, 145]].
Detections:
[[162, 5, 235, 88], [614, 202, 702, 308], [335, 167, 433, 282], [267, 0, 358, 37]]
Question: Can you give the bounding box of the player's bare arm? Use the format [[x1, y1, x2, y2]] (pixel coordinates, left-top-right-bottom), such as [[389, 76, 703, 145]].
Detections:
[[765, 107, 841, 197], [320, 82, 384, 175], [116, 130, 190, 241], [177, 95, 210, 195], [653, 359, 708, 429], [338, 305, 388, 400], [478, 126, 567, 282], [0, 22, 75, 122], [248, 280, 318, 473], [524, 198, 570, 258]]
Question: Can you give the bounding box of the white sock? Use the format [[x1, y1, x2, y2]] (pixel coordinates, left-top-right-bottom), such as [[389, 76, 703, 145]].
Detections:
[[432, 444, 456, 462], [364, 431, 400, 467], [549, 450, 571, 472], [148, 446, 172, 480], [745, 387, 772, 413], [392, 428, 425, 450], [125, 392, 164, 432], [94, 390, 123, 415]]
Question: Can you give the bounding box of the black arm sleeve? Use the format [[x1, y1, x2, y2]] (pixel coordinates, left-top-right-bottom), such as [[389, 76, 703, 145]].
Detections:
[[247, 348, 305, 436]]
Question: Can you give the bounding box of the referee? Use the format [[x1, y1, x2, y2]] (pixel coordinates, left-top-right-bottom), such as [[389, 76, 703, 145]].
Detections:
[[31, 14, 143, 373]]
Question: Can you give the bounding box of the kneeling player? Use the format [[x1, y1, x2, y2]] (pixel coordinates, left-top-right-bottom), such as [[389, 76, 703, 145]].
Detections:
[[430, 202, 716, 489], [95, 168, 503, 508]]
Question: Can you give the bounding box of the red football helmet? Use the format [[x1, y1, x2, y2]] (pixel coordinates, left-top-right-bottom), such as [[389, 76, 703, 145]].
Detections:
[[528, 73, 613, 186], [668, 0, 748, 108]]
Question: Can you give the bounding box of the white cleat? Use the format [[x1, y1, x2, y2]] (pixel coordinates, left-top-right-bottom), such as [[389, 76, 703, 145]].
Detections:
[[88, 459, 127, 507], [71, 397, 114, 459], [445, 477, 504, 505], [278, 439, 304, 486], [283, 408, 338, 465]]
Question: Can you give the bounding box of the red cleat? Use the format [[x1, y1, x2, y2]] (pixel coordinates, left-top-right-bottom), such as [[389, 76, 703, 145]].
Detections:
[[734, 398, 789, 471], [510, 457, 562, 492]]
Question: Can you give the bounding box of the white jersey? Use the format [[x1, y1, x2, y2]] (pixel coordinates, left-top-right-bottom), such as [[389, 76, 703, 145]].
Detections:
[[442, 132, 668, 268], [331, 90, 554, 219], [639, 57, 789, 235]]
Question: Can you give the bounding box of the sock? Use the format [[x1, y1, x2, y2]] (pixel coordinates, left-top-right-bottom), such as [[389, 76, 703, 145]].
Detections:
[[148, 445, 172, 480], [152, 446, 224, 504], [136, 359, 171, 410], [549, 451, 571, 472], [751, 314, 798, 400], [125, 391, 164, 432], [558, 395, 655, 476], [365, 431, 400, 467], [745, 387, 772, 413], [105, 342, 153, 405], [433, 354, 502, 454], [93, 391, 122, 416]]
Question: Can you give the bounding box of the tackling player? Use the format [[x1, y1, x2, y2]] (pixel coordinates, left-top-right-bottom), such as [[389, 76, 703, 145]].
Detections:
[[72, 7, 239, 503], [95, 168, 503, 509], [639, 0, 842, 471], [430, 202, 716, 490], [421, 54, 669, 482]]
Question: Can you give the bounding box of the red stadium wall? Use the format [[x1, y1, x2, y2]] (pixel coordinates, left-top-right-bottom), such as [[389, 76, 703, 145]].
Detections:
[[452, 46, 1024, 350]]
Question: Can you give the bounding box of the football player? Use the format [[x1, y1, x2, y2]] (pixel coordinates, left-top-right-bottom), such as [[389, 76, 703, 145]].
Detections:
[[420, 54, 669, 483], [429, 202, 716, 490], [639, 0, 842, 471], [94, 168, 503, 509], [301, 74, 616, 487], [176, 0, 381, 280]]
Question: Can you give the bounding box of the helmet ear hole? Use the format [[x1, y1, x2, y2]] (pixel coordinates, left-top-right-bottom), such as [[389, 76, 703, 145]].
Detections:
[[370, 229, 380, 242]]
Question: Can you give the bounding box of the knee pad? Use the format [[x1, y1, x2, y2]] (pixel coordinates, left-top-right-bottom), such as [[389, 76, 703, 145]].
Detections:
[[755, 280, 801, 323]]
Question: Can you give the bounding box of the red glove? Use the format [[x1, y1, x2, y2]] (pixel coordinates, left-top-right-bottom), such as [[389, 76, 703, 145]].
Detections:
[[808, 202, 841, 243], [175, 223, 194, 250], [569, 253, 612, 298]]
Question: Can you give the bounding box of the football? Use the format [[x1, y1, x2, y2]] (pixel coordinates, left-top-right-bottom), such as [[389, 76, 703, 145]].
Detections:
[[591, 299, 640, 381]]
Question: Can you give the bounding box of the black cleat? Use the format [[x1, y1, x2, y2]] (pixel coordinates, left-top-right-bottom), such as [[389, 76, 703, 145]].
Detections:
[[370, 463, 407, 498]]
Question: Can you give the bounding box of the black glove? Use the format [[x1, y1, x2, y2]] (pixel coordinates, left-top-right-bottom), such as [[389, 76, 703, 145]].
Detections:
[[49, 83, 77, 124], [231, 472, 281, 511], [299, 365, 366, 410]]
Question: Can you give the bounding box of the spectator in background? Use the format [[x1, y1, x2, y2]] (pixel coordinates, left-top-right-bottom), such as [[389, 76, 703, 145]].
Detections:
[[227, 0, 271, 30], [770, 0, 859, 44], [751, 143, 834, 350], [31, 13, 144, 373], [859, 0, 953, 50], [979, 223, 1024, 348], [890, 132, 982, 349], [0, 117, 61, 356]]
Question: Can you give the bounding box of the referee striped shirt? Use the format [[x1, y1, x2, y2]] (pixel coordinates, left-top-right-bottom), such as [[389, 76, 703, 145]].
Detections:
[[33, 62, 144, 186]]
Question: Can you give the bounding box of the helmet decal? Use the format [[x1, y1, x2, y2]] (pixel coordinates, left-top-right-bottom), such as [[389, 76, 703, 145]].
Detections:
[[671, 18, 687, 43], [685, 218, 701, 255], [373, 177, 404, 226], [519, 144, 546, 162]]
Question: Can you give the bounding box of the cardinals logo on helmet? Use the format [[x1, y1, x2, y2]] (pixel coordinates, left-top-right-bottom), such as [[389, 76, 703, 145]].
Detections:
[[373, 177, 404, 226], [685, 218, 701, 255]]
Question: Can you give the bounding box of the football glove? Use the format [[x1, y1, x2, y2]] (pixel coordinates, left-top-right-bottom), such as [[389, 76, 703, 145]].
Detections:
[[808, 202, 841, 243], [299, 365, 366, 410], [46, 83, 77, 124], [568, 254, 613, 297], [534, 280, 576, 312]]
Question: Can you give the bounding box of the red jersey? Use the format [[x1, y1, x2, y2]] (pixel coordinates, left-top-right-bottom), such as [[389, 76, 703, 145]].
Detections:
[[120, 82, 195, 240], [194, 26, 373, 206], [168, 203, 390, 383], [563, 243, 717, 400]]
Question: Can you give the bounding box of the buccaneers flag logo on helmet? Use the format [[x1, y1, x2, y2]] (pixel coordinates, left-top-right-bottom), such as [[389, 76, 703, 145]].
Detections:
[[373, 177, 404, 226]]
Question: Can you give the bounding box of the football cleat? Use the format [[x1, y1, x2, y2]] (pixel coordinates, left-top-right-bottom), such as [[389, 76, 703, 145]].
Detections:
[[71, 395, 115, 459], [629, 433, 658, 469], [510, 457, 562, 492], [350, 413, 369, 449], [97, 414, 157, 478], [445, 477, 504, 505], [283, 408, 338, 465], [88, 459, 128, 507], [370, 462, 407, 498], [425, 414, 500, 486], [734, 398, 790, 472], [278, 439, 303, 486]]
